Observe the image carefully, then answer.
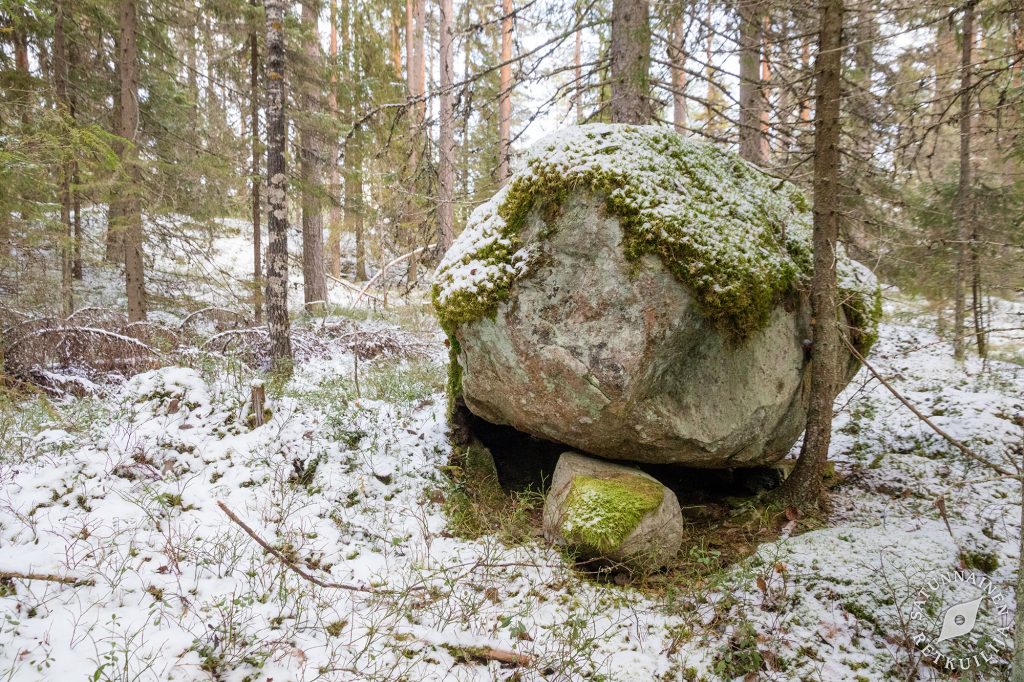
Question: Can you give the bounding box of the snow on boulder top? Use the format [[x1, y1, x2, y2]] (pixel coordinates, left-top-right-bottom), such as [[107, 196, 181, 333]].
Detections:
[[434, 123, 880, 343]]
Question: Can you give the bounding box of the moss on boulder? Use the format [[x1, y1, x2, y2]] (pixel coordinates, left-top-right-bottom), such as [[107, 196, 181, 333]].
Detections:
[[560, 475, 665, 554], [543, 452, 684, 568], [434, 124, 880, 343]]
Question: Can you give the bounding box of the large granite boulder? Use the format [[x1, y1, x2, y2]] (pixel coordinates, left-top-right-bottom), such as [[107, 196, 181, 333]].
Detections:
[[434, 124, 879, 468], [542, 452, 684, 569]]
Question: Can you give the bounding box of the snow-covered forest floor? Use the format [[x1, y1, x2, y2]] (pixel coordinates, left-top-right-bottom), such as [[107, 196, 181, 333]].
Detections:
[[1, 220, 1022, 681]]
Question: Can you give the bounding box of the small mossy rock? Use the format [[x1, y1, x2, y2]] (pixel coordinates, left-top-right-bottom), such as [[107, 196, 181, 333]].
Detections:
[[434, 124, 878, 467], [542, 452, 684, 569]]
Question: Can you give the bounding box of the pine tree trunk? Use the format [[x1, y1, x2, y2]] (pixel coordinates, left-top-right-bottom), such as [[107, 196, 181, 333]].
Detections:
[[327, 0, 342, 278], [345, 128, 368, 281], [389, 7, 403, 78], [497, 0, 514, 184], [438, 0, 455, 249], [54, 0, 74, 317], [118, 0, 146, 322], [340, 0, 367, 282], [609, 0, 651, 123], [106, 32, 125, 265], [250, 0, 263, 324], [671, 10, 688, 133], [67, 30, 83, 281], [405, 0, 425, 284], [414, 0, 425, 121], [777, 0, 844, 510], [300, 0, 328, 311], [738, 0, 766, 164], [14, 26, 29, 121], [953, 3, 973, 362], [264, 0, 293, 371]]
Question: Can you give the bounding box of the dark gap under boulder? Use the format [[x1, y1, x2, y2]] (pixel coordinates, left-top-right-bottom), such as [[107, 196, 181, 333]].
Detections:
[[453, 401, 790, 512]]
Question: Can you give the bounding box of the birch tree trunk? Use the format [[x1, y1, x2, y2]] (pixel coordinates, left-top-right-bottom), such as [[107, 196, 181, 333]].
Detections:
[[777, 0, 844, 509], [300, 0, 328, 311], [264, 0, 293, 371], [497, 0, 513, 184], [609, 0, 651, 123], [438, 0, 455, 249], [118, 0, 146, 322], [953, 2, 973, 362]]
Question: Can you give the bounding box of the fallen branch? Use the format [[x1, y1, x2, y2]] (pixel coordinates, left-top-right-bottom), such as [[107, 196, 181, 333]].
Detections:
[[441, 643, 534, 667], [217, 501, 421, 594], [353, 244, 436, 306], [326, 273, 384, 303], [843, 336, 1015, 478], [0, 570, 95, 587]]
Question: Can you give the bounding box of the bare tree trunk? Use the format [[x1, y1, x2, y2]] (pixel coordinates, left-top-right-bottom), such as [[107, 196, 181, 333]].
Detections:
[[67, 33, 83, 281], [264, 0, 293, 371], [390, 7, 403, 78], [13, 24, 30, 123], [971, 239, 986, 358], [345, 128, 368, 281], [341, 0, 367, 282], [1013, 489, 1024, 682], [404, 0, 426, 284], [300, 0, 328, 311], [778, 0, 844, 510], [72, 165, 82, 280], [327, 0, 342, 278], [704, 0, 714, 129], [738, 0, 766, 164], [800, 35, 811, 124], [574, 27, 583, 122], [609, 0, 651, 123], [118, 0, 146, 322], [759, 14, 770, 160], [497, 0, 513, 184], [54, 0, 74, 316], [250, 0, 263, 324], [1013, 14, 1024, 89], [953, 2, 974, 362], [438, 0, 455, 249], [670, 9, 687, 133], [106, 32, 125, 265]]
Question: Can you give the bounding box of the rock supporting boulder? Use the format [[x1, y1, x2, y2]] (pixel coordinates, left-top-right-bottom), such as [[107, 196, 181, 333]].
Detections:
[[542, 452, 683, 569], [434, 124, 880, 468]]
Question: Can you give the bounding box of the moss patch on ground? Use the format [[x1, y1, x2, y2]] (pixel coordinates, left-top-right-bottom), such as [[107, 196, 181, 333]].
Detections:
[[560, 474, 665, 554]]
